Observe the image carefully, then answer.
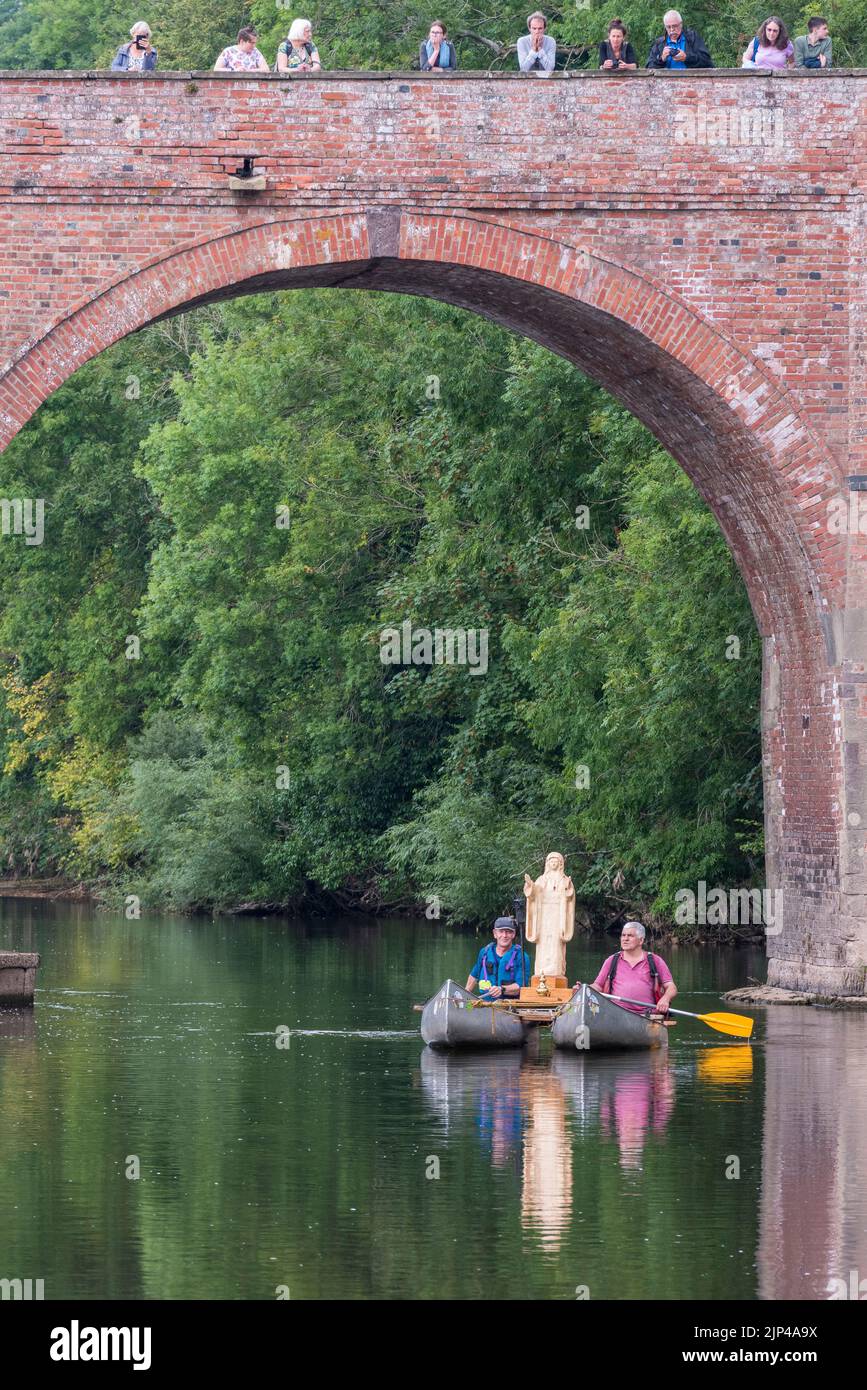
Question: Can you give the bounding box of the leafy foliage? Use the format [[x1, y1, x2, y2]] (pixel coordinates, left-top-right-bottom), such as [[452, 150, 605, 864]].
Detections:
[[0, 286, 762, 928]]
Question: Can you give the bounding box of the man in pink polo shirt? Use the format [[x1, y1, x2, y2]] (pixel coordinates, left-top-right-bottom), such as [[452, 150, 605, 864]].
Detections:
[[582, 921, 677, 1015]]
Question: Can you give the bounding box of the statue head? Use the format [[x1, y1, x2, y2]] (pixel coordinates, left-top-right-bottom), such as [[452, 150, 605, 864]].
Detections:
[[544, 852, 565, 874]]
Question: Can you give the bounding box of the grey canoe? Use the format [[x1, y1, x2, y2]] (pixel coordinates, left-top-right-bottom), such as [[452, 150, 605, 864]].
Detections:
[[551, 983, 669, 1052], [420, 979, 527, 1049]]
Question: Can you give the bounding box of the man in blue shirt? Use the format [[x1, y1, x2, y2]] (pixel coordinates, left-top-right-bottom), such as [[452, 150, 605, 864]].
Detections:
[[465, 917, 532, 1000], [647, 10, 712, 69]]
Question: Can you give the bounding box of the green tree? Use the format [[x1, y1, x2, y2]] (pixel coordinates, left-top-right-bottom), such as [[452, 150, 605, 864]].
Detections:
[[0, 288, 762, 927]]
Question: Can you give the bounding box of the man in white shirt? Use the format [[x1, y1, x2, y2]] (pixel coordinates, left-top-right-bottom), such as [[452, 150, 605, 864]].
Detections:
[[517, 12, 557, 73]]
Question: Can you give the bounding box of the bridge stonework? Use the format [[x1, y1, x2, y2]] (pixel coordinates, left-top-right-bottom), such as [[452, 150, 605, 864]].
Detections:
[[0, 68, 865, 993]]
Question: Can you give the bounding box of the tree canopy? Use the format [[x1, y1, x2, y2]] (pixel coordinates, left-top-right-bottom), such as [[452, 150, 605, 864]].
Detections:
[[0, 289, 762, 928]]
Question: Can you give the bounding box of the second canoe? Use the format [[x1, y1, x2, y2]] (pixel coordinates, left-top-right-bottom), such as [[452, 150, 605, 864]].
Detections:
[[551, 983, 669, 1051]]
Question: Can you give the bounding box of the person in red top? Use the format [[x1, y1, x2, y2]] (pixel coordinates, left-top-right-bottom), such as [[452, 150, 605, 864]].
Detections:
[[579, 921, 677, 1015]]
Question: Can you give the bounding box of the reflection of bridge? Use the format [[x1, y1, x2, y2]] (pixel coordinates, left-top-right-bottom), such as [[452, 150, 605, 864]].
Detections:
[[758, 1007, 867, 1299], [1, 70, 866, 990]]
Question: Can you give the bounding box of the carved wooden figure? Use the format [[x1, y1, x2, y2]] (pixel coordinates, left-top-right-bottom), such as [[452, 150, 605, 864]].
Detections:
[[523, 853, 575, 982]]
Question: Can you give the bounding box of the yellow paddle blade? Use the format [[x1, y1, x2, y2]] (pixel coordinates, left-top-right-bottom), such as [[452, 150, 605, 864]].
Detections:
[[697, 1010, 754, 1039]]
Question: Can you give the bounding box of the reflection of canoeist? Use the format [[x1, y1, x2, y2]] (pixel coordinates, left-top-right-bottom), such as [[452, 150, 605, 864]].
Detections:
[[578, 921, 677, 1016], [419, 1050, 526, 1166], [599, 1058, 675, 1170], [478, 1069, 526, 1168], [465, 917, 532, 1001], [552, 1051, 676, 1171]]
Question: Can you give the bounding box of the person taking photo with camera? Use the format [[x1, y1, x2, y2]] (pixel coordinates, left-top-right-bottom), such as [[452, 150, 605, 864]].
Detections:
[[111, 21, 157, 71]]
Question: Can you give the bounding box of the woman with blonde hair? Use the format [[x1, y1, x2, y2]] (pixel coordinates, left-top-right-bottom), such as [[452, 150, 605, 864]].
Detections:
[[276, 18, 322, 72]]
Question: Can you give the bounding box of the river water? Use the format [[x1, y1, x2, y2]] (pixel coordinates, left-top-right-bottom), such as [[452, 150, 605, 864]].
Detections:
[[1, 900, 865, 1301]]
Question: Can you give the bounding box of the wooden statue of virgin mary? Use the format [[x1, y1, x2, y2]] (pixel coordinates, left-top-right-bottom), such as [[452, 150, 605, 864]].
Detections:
[[523, 852, 576, 980]]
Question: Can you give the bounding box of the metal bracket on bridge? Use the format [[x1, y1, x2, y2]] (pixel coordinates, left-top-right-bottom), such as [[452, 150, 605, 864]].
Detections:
[[228, 156, 266, 192]]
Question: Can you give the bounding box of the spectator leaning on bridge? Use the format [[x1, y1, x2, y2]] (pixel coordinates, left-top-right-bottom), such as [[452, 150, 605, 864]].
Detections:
[[742, 16, 794, 69], [276, 19, 322, 72], [794, 16, 832, 69], [420, 20, 458, 71], [214, 27, 270, 72], [517, 12, 557, 73], [646, 10, 712, 69], [111, 21, 157, 71], [599, 18, 637, 70]]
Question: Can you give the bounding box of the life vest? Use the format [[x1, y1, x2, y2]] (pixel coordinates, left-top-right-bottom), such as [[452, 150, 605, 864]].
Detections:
[[479, 943, 525, 987], [605, 949, 662, 1003]]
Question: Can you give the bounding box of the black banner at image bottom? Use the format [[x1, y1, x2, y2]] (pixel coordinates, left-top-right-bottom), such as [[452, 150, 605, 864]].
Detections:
[[0, 1297, 860, 1374]]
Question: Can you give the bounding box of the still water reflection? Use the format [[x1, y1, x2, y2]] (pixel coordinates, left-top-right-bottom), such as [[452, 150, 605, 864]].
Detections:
[[0, 901, 865, 1300]]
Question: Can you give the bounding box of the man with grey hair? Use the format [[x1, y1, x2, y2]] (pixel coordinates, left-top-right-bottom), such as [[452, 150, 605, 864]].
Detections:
[[647, 10, 712, 68], [578, 921, 678, 1016], [517, 12, 557, 73]]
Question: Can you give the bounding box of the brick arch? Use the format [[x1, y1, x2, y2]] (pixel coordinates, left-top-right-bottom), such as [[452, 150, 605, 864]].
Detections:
[[0, 209, 853, 991], [0, 211, 840, 634]]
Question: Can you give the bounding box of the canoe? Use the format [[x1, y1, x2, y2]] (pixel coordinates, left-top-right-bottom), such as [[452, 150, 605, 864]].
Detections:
[[551, 983, 669, 1052], [420, 979, 527, 1049]]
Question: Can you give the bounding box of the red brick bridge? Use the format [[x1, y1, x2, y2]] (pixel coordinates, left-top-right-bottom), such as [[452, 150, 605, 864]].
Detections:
[[0, 67, 864, 994]]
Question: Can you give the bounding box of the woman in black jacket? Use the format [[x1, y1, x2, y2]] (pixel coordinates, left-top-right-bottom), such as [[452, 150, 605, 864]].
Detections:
[[599, 17, 637, 70]]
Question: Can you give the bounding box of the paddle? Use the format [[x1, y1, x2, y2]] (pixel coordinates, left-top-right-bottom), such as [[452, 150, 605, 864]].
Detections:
[[468, 991, 506, 1009], [603, 991, 754, 1039]]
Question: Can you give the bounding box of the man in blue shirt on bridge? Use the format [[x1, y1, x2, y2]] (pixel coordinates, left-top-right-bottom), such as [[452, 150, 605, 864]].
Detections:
[[465, 917, 532, 1000], [647, 9, 712, 69]]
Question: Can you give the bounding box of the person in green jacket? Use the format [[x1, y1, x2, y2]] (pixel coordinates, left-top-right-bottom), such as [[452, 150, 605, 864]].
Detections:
[[794, 16, 832, 69]]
